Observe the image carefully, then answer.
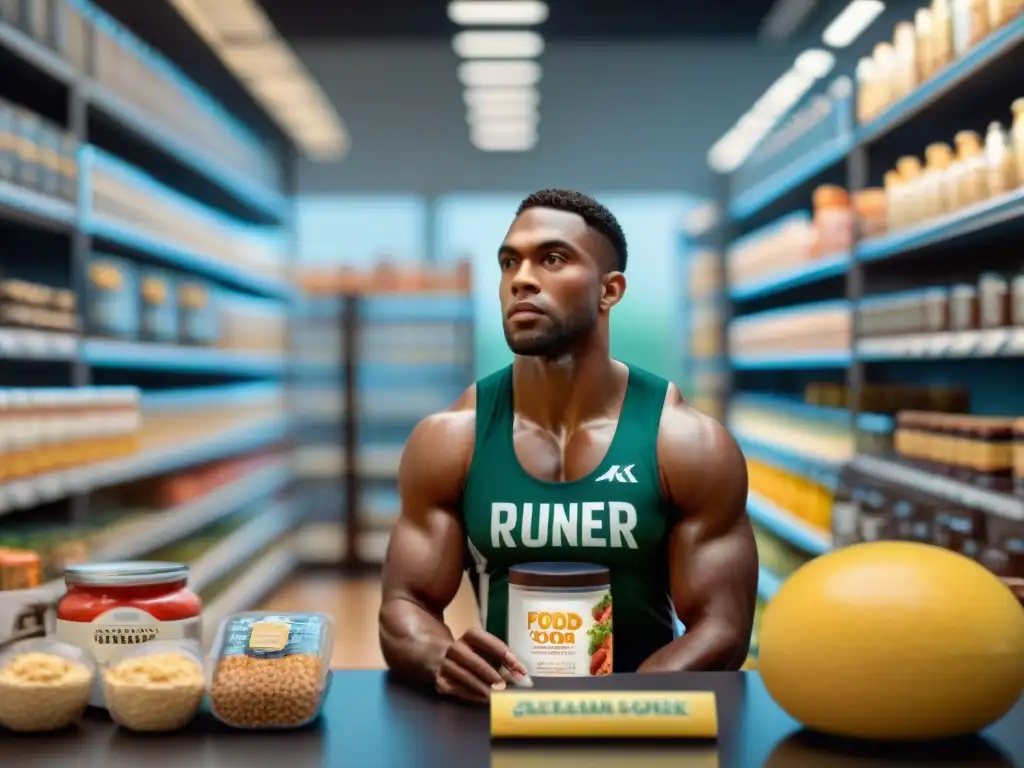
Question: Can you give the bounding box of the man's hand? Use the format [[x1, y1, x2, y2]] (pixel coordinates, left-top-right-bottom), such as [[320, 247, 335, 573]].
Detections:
[[435, 627, 531, 705]]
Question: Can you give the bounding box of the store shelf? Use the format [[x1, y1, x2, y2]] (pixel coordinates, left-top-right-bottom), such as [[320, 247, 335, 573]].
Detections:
[[857, 17, 1024, 144], [189, 501, 295, 594], [201, 538, 298, 640], [857, 327, 1024, 361], [732, 350, 852, 369], [89, 462, 291, 562], [83, 80, 286, 224], [850, 454, 1024, 522], [729, 133, 853, 221], [729, 252, 850, 302], [86, 214, 292, 300], [0, 416, 288, 517], [0, 328, 76, 360], [0, 179, 76, 231], [0, 22, 74, 86], [858, 188, 1024, 262], [757, 566, 782, 600], [747, 491, 832, 556], [734, 393, 893, 434], [361, 295, 474, 323], [734, 430, 841, 487], [82, 339, 286, 376]]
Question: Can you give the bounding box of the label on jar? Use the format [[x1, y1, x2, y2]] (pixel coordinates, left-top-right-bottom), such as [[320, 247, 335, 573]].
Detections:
[[507, 587, 612, 678], [56, 607, 200, 707], [219, 613, 327, 660]]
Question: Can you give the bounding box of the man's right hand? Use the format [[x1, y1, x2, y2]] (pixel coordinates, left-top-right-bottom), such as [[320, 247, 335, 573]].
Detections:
[[434, 627, 532, 705]]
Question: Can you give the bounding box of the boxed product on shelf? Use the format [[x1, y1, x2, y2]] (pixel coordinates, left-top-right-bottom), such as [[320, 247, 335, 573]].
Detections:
[[86, 253, 139, 340], [86, 1, 279, 192], [0, 276, 76, 335], [0, 386, 141, 484], [730, 398, 856, 464], [747, 459, 833, 532], [0, 102, 75, 200], [88, 149, 285, 279], [298, 262, 473, 296], [857, 2, 1024, 124], [727, 212, 814, 288], [217, 295, 286, 354], [729, 300, 851, 357]]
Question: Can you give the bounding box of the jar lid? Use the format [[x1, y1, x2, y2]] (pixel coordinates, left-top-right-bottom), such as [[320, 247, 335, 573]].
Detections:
[[508, 562, 610, 589], [64, 561, 188, 587]]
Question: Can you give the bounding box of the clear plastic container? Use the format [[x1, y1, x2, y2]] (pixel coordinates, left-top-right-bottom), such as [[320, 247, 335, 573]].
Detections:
[[0, 638, 95, 732], [207, 612, 334, 730], [103, 639, 205, 732]]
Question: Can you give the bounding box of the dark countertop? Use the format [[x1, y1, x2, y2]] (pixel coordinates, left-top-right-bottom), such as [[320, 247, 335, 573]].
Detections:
[[4, 670, 1022, 767]]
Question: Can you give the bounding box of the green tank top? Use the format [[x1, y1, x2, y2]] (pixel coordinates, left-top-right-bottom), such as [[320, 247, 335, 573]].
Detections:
[[462, 364, 678, 673]]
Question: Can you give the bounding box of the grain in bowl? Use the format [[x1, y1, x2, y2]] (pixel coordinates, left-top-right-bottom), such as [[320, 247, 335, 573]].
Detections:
[[209, 612, 334, 729], [0, 640, 95, 731], [103, 640, 205, 732]]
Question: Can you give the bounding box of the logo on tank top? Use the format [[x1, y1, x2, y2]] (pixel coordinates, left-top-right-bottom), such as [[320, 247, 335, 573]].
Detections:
[[489, 502, 639, 550], [595, 464, 637, 483]]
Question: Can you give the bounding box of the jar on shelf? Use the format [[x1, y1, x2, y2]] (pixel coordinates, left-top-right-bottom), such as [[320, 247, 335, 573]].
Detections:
[[893, 21, 918, 100], [952, 0, 991, 55], [854, 188, 888, 238], [924, 142, 955, 218], [985, 120, 1017, 197], [931, 0, 955, 71], [952, 130, 988, 209], [55, 562, 202, 709], [812, 185, 853, 255], [915, 8, 936, 81]]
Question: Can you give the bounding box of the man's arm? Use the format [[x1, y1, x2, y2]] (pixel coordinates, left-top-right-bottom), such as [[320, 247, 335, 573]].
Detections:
[[639, 389, 758, 673], [378, 396, 475, 683]]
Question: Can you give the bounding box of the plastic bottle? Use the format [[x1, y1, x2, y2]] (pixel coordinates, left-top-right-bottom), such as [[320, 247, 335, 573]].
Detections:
[[1012, 99, 1024, 187], [896, 156, 925, 225], [953, 130, 988, 209], [953, 0, 991, 54], [893, 22, 919, 100], [873, 42, 898, 115], [931, 0, 955, 70], [884, 170, 906, 231], [915, 8, 936, 81], [984, 121, 1017, 197], [989, 0, 1024, 28], [923, 143, 955, 218], [856, 57, 877, 124]]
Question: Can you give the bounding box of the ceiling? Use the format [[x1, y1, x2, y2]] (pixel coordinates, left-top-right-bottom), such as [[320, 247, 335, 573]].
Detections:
[[256, 0, 782, 40]]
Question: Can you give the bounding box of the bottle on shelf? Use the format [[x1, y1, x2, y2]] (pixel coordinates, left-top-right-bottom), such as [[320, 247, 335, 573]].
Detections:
[[952, 0, 991, 55], [952, 130, 988, 209], [873, 42, 898, 116], [893, 21, 919, 101], [984, 120, 1017, 198], [989, 0, 1024, 28], [923, 142, 955, 218], [856, 57, 878, 124], [915, 8, 936, 82], [1011, 98, 1024, 188], [896, 155, 925, 226], [883, 170, 905, 232], [931, 0, 956, 72]]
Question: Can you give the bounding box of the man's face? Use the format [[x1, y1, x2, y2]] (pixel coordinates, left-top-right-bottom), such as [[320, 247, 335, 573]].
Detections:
[[498, 207, 611, 357]]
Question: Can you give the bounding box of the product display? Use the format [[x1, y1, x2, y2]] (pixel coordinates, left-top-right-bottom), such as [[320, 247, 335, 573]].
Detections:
[[747, 460, 833, 533], [140, 269, 179, 344], [0, 277, 77, 335], [758, 541, 1024, 740], [0, 97, 78, 201], [0, 640, 95, 732], [0, 386, 142, 484], [729, 301, 851, 359], [506, 563, 613, 678], [857, 1, 1023, 123], [104, 641, 206, 732], [56, 562, 202, 707], [208, 612, 334, 729]]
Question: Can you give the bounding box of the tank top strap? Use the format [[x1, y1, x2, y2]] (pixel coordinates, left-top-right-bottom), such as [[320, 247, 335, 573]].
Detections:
[[473, 364, 515, 453], [613, 365, 670, 462]]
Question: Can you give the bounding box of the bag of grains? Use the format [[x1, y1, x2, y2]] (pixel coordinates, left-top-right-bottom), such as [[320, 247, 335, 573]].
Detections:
[[0, 638, 95, 732], [208, 612, 334, 729], [103, 639, 206, 732]]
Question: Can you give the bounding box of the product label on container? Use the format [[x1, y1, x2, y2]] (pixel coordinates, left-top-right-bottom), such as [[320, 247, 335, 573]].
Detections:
[[507, 589, 612, 678], [220, 613, 327, 660], [56, 608, 200, 707]]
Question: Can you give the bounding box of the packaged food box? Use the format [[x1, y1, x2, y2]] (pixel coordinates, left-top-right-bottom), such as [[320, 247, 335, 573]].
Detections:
[[208, 612, 333, 729]]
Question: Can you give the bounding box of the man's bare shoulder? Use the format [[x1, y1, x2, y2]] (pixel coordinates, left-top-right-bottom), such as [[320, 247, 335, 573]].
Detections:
[[400, 385, 478, 497]]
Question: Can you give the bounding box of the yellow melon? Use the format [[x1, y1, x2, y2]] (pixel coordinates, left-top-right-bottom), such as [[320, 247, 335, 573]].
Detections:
[[758, 541, 1024, 740]]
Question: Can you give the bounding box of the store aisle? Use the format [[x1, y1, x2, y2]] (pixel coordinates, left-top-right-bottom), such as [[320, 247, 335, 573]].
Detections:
[[259, 572, 482, 669]]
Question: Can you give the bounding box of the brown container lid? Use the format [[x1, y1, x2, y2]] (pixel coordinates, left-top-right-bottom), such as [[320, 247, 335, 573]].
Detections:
[[509, 563, 610, 589]]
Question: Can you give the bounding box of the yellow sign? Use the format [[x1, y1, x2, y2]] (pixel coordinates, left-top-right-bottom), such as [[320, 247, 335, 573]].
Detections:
[[490, 691, 718, 740]]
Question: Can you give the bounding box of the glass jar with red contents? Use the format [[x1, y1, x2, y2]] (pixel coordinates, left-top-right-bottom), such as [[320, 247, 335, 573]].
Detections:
[[55, 562, 201, 708]]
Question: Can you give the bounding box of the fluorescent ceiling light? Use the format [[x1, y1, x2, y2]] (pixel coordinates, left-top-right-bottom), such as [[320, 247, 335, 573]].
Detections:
[[448, 1, 549, 26], [464, 87, 540, 109], [471, 127, 538, 151], [822, 0, 885, 48], [217, 41, 298, 77], [458, 60, 541, 87], [759, 0, 818, 42], [469, 114, 540, 133], [794, 49, 835, 78], [467, 102, 539, 120], [452, 31, 544, 59], [172, 0, 272, 42]]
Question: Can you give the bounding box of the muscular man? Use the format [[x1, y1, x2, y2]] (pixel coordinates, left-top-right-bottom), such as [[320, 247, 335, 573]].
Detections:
[[379, 189, 758, 704]]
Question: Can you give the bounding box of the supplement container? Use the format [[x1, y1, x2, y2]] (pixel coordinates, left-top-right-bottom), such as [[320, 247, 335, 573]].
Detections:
[[208, 612, 334, 729], [0, 638, 95, 732], [86, 255, 139, 340], [104, 639, 206, 732], [507, 563, 612, 678], [55, 561, 202, 708], [139, 269, 177, 343]]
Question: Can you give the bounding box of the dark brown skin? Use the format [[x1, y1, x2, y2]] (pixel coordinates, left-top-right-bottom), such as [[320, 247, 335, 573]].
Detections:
[[379, 206, 758, 704]]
